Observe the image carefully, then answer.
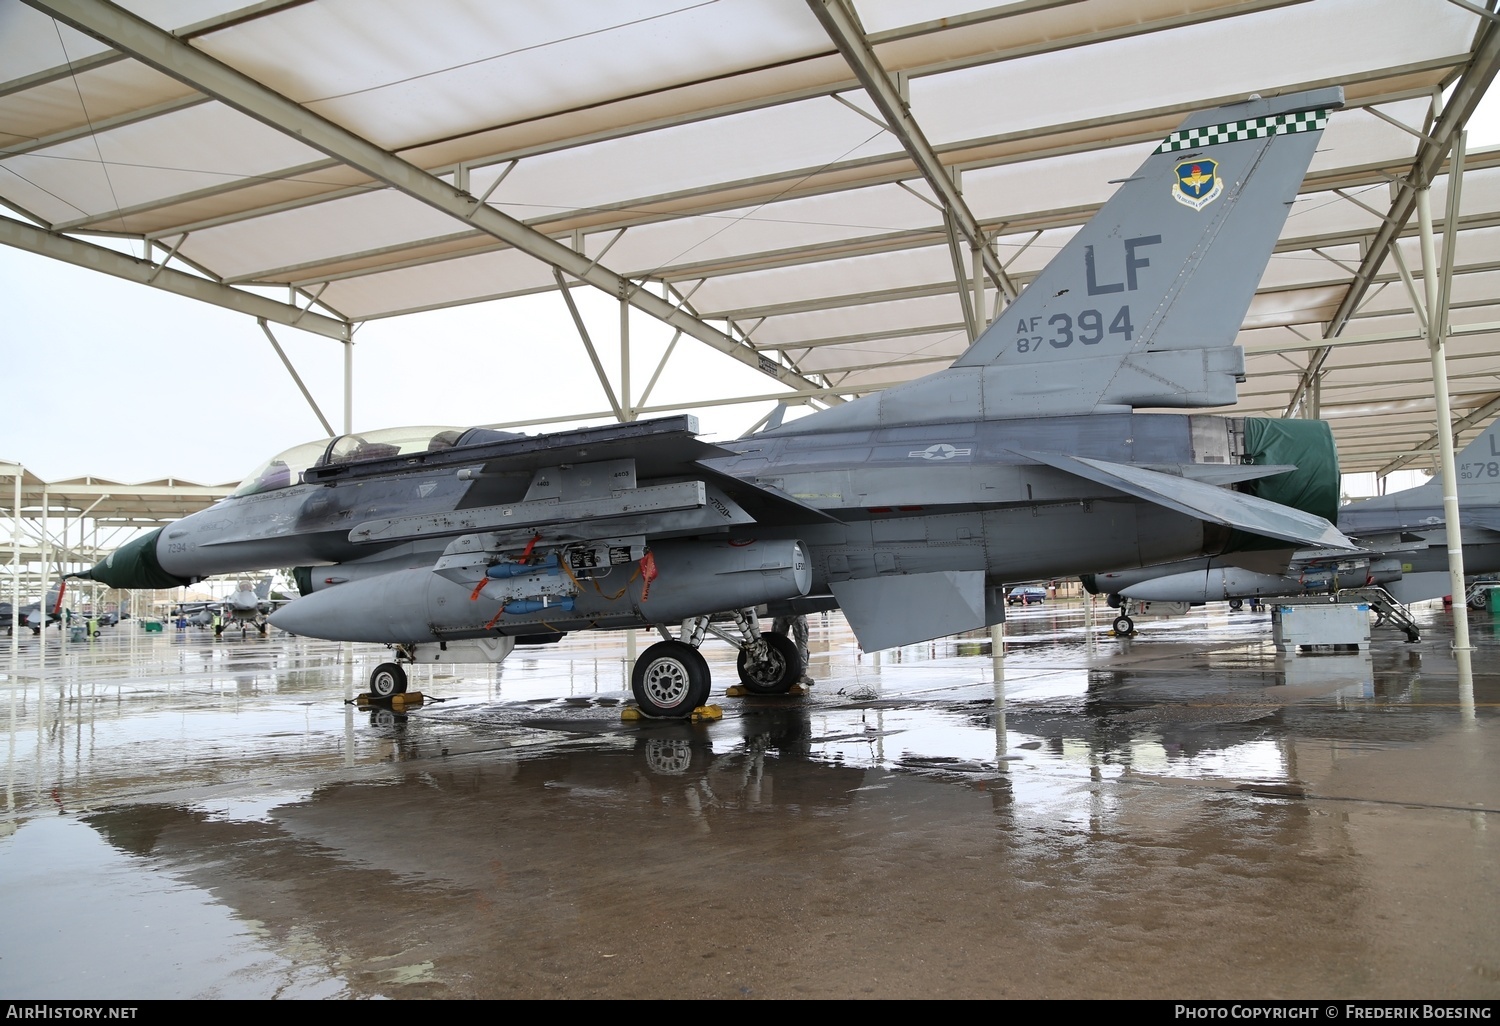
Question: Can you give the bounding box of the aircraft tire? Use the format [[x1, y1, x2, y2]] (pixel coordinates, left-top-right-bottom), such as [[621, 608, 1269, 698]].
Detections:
[[632, 641, 710, 718], [1112, 614, 1134, 635], [370, 662, 408, 698], [1228, 598, 1244, 611], [735, 631, 803, 695]]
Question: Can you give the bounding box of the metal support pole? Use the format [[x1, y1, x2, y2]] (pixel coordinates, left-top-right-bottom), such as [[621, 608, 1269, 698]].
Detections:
[[9, 468, 19, 663], [1416, 186, 1473, 675], [343, 336, 353, 434], [972, 241, 985, 333], [620, 294, 632, 422], [38, 489, 49, 666], [59, 511, 68, 658], [554, 270, 623, 421], [637, 329, 683, 412], [258, 319, 335, 437]]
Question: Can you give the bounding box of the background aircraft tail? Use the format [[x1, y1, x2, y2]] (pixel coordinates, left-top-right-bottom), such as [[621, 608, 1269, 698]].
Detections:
[[1455, 420, 1500, 501], [1361, 419, 1500, 504], [780, 87, 1342, 430]]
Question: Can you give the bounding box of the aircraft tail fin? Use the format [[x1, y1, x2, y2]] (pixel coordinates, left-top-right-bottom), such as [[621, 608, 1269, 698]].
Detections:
[[777, 88, 1342, 432], [1456, 419, 1500, 498], [953, 88, 1341, 389], [254, 576, 273, 601], [1369, 418, 1500, 504]]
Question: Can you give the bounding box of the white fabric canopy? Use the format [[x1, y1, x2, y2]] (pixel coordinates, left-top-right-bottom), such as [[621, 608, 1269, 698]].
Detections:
[[4, 0, 1499, 475]]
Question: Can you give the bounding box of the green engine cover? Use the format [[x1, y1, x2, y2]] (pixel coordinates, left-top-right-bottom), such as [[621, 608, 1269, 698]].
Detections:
[[75, 527, 191, 590], [1225, 417, 1340, 552]]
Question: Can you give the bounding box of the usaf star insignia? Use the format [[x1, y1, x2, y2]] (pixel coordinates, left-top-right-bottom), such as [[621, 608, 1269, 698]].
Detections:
[[908, 443, 973, 460]]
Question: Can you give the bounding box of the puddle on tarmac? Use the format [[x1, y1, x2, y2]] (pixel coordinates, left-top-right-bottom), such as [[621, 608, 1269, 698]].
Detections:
[[0, 816, 348, 999]]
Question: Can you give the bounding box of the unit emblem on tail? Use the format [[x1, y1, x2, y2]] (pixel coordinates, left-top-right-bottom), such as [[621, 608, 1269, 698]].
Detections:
[[1174, 159, 1221, 210]]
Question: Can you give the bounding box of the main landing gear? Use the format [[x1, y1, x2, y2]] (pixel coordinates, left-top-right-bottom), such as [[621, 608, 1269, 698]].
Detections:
[[632, 641, 710, 718], [369, 661, 408, 698], [630, 609, 806, 718]]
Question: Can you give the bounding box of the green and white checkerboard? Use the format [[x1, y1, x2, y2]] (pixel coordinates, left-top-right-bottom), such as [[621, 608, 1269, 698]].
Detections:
[[1155, 109, 1331, 154]]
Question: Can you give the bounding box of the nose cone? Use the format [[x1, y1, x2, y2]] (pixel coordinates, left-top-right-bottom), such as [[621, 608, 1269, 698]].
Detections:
[[75, 528, 192, 589]]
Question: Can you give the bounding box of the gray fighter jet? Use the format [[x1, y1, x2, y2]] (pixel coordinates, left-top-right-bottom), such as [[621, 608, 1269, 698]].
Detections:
[[76, 88, 1355, 717], [2, 584, 64, 635], [1083, 419, 1500, 625], [171, 576, 280, 636]]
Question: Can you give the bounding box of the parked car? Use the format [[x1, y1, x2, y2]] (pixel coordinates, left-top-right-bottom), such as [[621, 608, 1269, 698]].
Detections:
[[1007, 586, 1047, 606]]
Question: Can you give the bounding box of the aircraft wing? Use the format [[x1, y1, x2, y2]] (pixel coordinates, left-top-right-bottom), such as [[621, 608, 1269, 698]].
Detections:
[[1011, 450, 1356, 551], [343, 426, 834, 552]]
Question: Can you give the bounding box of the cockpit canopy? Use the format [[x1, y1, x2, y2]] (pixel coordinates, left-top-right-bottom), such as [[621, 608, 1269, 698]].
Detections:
[[231, 426, 515, 497]]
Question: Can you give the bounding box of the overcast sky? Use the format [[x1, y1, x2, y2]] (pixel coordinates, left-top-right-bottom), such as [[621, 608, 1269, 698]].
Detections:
[[0, 245, 785, 485], [5, 91, 1499, 493]]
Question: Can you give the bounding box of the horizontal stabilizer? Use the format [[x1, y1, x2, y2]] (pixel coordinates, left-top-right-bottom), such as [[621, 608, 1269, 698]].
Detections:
[[1142, 463, 1297, 486], [1462, 510, 1500, 533], [1012, 449, 1356, 551], [831, 571, 993, 652]]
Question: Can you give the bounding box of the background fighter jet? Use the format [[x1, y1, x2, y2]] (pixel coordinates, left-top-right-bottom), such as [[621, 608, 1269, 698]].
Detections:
[[1, 583, 64, 635], [171, 576, 281, 636], [1083, 418, 1500, 630], [77, 89, 1354, 718]]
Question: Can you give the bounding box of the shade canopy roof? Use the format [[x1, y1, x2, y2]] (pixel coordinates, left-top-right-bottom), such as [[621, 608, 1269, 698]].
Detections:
[[4, 0, 1500, 480]]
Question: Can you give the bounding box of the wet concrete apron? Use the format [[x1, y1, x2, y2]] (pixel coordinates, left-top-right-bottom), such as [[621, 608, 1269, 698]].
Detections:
[[2, 604, 1497, 998]]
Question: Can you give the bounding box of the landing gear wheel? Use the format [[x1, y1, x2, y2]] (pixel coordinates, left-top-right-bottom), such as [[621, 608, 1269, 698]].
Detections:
[[736, 631, 803, 695], [1228, 598, 1244, 612], [370, 662, 408, 698], [1112, 614, 1134, 635], [632, 641, 711, 718]]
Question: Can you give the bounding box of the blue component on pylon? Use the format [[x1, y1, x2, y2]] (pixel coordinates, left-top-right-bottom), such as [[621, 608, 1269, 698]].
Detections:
[[504, 597, 574, 615], [488, 554, 560, 579]]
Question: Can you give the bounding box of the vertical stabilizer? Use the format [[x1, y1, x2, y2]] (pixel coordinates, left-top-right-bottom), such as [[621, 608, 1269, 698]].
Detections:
[[780, 88, 1342, 432], [1336, 419, 1500, 535], [1364, 420, 1500, 502], [1456, 419, 1500, 495]]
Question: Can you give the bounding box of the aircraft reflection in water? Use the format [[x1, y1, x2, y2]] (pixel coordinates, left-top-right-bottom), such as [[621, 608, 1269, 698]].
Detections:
[[78, 89, 1355, 718], [1083, 419, 1500, 623]]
